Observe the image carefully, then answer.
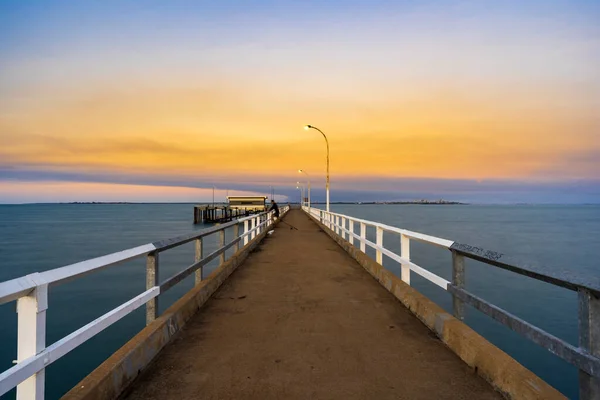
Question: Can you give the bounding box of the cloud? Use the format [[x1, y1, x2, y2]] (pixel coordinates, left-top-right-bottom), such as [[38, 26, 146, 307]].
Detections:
[[1, 0, 599, 204], [1, 166, 598, 204]]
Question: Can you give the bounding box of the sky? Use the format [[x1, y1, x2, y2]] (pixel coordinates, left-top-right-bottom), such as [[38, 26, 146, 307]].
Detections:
[[1, 0, 599, 203]]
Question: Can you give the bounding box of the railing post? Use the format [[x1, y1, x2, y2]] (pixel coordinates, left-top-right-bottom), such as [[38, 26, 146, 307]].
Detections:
[[400, 234, 410, 284], [251, 217, 256, 240], [146, 252, 159, 325], [579, 288, 600, 399], [233, 223, 240, 253], [348, 220, 354, 245], [194, 238, 203, 285], [244, 220, 249, 245], [335, 216, 340, 235], [341, 217, 346, 239], [376, 226, 383, 265], [219, 226, 225, 265], [452, 251, 465, 321], [360, 222, 366, 252], [16, 278, 47, 400]]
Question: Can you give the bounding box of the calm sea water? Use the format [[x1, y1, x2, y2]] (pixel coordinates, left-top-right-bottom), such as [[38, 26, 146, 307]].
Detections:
[[0, 204, 599, 399]]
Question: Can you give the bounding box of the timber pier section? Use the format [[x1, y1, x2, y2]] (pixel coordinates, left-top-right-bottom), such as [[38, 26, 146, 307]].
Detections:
[[193, 205, 249, 224], [1, 207, 599, 399]]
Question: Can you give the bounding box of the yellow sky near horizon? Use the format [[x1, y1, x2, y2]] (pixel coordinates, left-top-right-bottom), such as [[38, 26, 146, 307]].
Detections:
[[2, 79, 597, 182]]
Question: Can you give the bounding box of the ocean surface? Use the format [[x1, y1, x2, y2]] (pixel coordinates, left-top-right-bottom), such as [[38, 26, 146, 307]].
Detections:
[[0, 203, 599, 399]]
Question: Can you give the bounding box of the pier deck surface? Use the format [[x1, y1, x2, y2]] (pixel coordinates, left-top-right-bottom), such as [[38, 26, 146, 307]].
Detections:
[[124, 210, 501, 400]]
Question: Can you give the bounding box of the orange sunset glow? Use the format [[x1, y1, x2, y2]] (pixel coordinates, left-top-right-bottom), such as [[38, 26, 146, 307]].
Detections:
[[1, 1, 598, 203]]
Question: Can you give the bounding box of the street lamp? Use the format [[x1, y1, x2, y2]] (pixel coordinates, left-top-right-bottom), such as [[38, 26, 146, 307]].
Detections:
[[304, 125, 330, 211], [296, 181, 305, 207], [298, 169, 311, 209], [295, 184, 303, 205]]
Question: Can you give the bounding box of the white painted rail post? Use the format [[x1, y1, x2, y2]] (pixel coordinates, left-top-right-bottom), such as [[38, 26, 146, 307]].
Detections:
[[341, 217, 346, 240], [452, 251, 465, 321], [360, 222, 366, 252], [376, 226, 383, 265], [335, 216, 340, 235], [251, 217, 256, 240], [244, 220, 249, 246], [233, 223, 240, 253], [579, 288, 600, 399], [218, 226, 225, 265], [194, 238, 203, 285], [146, 252, 159, 325], [400, 234, 410, 284], [16, 278, 47, 400], [348, 220, 354, 245]]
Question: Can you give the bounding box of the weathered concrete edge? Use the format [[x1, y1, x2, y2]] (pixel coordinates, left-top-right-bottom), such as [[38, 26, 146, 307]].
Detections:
[[311, 216, 565, 400], [61, 230, 270, 400]]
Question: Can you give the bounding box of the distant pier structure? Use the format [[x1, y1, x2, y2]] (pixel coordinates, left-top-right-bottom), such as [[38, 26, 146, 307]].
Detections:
[[194, 196, 268, 223]]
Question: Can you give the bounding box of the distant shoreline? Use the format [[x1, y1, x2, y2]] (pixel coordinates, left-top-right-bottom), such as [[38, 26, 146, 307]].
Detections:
[[2, 202, 599, 206], [59, 201, 469, 205], [315, 201, 467, 205]]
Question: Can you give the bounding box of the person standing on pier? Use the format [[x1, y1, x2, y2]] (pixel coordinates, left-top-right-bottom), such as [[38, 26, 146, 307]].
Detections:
[[269, 199, 280, 219]]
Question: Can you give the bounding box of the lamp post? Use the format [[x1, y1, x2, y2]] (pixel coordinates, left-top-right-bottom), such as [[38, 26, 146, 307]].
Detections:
[[295, 185, 303, 206], [296, 181, 305, 207], [304, 125, 329, 211], [298, 169, 310, 209]]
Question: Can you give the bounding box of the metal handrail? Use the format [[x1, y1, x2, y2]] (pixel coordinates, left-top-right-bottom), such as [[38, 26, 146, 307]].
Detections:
[[0, 206, 289, 399], [0, 211, 271, 305], [303, 206, 600, 398], [307, 207, 600, 294]]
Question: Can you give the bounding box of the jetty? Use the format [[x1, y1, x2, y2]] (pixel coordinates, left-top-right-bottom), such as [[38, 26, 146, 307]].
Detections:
[[0, 207, 599, 399], [193, 205, 247, 224], [194, 196, 270, 223]]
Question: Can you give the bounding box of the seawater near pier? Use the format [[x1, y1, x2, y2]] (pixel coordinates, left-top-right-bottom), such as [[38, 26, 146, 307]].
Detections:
[[0, 203, 598, 398]]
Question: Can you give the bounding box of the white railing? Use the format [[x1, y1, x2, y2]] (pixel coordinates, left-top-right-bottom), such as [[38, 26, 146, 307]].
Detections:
[[0, 206, 289, 399], [303, 206, 600, 400]]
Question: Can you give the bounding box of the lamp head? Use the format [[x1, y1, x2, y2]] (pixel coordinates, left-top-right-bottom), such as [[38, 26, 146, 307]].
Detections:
[[298, 169, 303, 173], [304, 125, 311, 130]]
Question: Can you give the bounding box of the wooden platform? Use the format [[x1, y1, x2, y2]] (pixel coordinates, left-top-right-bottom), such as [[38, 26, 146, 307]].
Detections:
[[193, 205, 251, 224]]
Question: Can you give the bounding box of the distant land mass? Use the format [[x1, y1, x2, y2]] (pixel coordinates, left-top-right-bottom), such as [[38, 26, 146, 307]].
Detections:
[[315, 200, 467, 205], [62, 200, 467, 205]]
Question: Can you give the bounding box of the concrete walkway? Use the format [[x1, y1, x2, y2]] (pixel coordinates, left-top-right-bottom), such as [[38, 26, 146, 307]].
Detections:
[[124, 210, 501, 400]]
